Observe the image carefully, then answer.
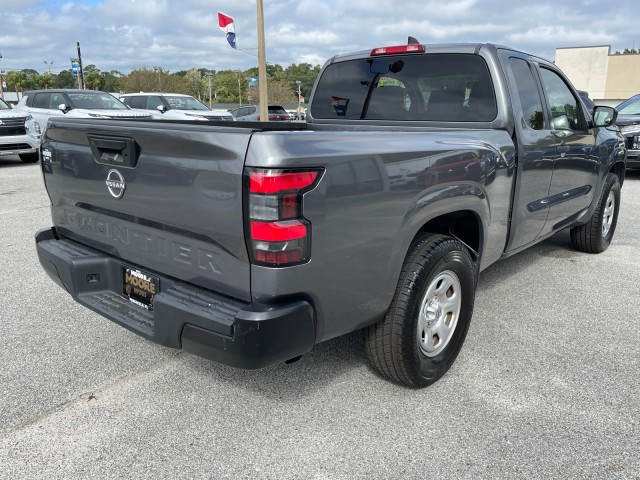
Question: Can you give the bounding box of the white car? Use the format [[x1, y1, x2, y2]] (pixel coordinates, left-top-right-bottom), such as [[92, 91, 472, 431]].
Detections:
[[119, 93, 234, 121], [14, 90, 156, 138], [0, 97, 41, 163]]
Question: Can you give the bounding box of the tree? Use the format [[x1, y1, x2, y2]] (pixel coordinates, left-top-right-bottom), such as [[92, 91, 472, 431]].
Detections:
[[185, 68, 204, 99], [56, 70, 77, 89], [252, 79, 297, 105], [120, 67, 185, 93], [5, 70, 27, 95], [37, 73, 55, 89], [84, 70, 102, 90], [282, 63, 321, 101], [615, 48, 639, 54]]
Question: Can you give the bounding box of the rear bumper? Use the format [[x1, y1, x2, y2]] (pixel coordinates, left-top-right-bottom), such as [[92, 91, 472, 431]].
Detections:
[[35, 228, 316, 369]]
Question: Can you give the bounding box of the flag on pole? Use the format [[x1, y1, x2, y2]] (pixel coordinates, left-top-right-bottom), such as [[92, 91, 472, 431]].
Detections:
[[217, 11, 236, 49]]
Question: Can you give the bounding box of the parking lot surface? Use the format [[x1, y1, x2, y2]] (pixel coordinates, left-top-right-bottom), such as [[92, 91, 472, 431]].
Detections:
[[1, 156, 639, 479]]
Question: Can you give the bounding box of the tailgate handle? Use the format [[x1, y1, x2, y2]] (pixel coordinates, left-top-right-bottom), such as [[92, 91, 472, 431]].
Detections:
[[88, 135, 139, 168]]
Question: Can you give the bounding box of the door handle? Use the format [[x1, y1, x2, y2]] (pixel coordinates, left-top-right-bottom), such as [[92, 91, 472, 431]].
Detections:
[[88, 135, 139, 167]]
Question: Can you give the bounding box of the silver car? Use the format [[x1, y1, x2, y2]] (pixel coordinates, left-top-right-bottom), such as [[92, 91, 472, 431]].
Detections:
[[14, 90, 156, 138], [0, 97, 41, 163], [120, 93, 234, 121]]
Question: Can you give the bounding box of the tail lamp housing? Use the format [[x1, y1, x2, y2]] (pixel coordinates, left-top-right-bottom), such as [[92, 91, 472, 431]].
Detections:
[[245, 168, 322, 267]]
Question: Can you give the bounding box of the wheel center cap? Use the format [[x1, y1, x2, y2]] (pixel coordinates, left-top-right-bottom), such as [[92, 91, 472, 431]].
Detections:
[[426, 298, 443, 326]]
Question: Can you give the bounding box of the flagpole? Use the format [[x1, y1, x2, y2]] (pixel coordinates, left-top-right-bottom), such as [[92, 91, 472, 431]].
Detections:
[[256, 0, 268, 121]]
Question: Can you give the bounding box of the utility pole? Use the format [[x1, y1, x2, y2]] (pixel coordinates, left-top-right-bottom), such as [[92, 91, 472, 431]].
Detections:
[[0, 52, 4, 101], [237, 77, 242, 107], [77, 42, 85, 89], [296, 80, 302, 119], [204, 72, 213, 108], [256, 0, 268, 121]]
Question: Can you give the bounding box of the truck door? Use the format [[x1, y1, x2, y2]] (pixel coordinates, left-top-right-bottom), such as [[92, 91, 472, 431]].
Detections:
[[536, 66, 598, 234], [500, 53, 556, 250]]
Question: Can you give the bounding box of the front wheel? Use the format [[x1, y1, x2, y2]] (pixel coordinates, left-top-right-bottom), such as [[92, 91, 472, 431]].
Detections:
[[365, 234, 476, 388], [19, 152, 39, 163], [570, 173, 621, 253]]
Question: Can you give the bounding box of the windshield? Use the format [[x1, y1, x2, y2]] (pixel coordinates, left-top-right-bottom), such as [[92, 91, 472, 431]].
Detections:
[[616, 96, 640, 115], [164, 96, 209, 111], [0, 99, 10, 110], [67, 92, 128, 110], [311, 53, 497, 122]]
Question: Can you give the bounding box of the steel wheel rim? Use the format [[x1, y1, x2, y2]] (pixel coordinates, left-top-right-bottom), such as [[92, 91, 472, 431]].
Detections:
[[602, 190, 615, 238], [417, 270, 462, 358]]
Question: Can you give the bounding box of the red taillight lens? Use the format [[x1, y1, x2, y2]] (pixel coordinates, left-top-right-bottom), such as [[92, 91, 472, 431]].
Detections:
[[251, 220, 307, 241], [246, 168, 322, 267], [371, 44, 425, 56], [250, 171, 318, 194]]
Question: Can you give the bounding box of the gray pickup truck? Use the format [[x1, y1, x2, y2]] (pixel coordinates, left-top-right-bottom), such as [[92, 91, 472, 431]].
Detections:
[[35, 42, 626, 387]]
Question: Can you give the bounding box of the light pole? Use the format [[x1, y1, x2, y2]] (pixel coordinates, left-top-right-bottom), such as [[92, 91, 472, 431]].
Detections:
[[153, 66, 162, 91], [204, 72, 213, 108], [43, 60, 53, 74], [0, 52, 4, 101], [237, 77, 242, 107], [295, 80, 302, 119]]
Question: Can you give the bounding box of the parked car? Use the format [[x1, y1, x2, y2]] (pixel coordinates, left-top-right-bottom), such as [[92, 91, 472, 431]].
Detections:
[[14, 90, 156, 139], [119, 93, 233, 121], [614, 93, 640, 168], [0, 97, 41, 163], [36, 42, 625, 388], [230, 104, 291, 121]]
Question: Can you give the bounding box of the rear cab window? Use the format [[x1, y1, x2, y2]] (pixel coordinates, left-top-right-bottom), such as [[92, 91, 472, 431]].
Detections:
[[311, 53, 497, 122]]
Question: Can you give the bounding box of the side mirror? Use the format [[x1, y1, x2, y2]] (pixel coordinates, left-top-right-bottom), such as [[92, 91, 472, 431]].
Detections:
[[593, 106, 617, 127], [156, 105, 166, 113], [58, 103, 69, 113]]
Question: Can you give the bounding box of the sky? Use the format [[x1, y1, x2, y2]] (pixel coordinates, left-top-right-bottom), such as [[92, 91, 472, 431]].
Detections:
[[0, 0, 638, 75]]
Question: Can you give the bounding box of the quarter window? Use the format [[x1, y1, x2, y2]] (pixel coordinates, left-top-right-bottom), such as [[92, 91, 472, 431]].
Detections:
[[508, 58, 544, 130]]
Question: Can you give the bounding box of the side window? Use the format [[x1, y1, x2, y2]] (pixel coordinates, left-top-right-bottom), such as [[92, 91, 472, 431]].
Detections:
[[32, 93, 51, 109], [50, 93, 66, 109], [539, 68, 583, 131], [121, 97, 132, 106], [146, 96, 164, 110], [508, 58, 544, 130], [129, 96, 146, 109]]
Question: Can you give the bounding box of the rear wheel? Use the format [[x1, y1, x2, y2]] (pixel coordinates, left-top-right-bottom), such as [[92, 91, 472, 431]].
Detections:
[[365, 234, 476, 388], [570, 173, 620, 253], [19, 152, 39, 163]]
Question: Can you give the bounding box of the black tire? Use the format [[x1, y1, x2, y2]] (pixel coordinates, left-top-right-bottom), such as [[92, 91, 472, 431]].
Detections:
[[19, 152, 39, 163], [570, 173, 620, 253], [365, 234, 476, 388]]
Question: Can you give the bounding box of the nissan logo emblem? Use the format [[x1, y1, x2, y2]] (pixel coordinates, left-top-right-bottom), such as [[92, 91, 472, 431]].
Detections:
[[105, 169, 125, 199]]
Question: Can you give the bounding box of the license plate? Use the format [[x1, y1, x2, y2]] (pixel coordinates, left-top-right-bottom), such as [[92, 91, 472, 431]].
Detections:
[[122, 267, 159, 311]]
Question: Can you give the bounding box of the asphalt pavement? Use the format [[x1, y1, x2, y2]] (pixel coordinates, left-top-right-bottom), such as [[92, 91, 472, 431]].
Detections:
[[0, 156, 638, 479]]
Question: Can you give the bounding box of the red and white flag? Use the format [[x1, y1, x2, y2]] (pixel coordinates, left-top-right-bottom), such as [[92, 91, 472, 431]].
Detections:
[[217, 11, 236, 49]]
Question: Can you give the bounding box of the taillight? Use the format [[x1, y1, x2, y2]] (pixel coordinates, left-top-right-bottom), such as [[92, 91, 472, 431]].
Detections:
[[246, 168, 322, 267], [371, 44, 425, 56]]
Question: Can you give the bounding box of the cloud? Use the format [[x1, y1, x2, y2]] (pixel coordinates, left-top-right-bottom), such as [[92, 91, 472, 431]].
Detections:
[[1, 0, 640, 75]]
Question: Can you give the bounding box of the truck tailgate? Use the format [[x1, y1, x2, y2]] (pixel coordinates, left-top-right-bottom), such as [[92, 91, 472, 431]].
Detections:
[[41, 118, 252, 302]]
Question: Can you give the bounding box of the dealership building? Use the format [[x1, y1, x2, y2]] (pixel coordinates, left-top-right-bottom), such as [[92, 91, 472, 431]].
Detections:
[[555, 45, 640, 107]]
